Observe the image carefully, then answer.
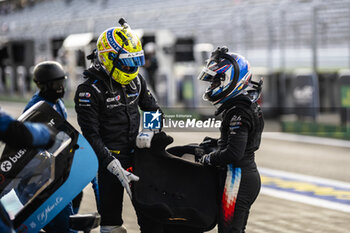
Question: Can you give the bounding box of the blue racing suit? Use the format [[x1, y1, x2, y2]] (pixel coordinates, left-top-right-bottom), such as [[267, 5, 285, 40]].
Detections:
[[0, 107, 53, 148], [24, 92, 67, 119]]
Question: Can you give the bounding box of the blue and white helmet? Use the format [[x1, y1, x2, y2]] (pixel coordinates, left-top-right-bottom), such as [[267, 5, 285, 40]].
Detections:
[[198, 47, 252, 105]]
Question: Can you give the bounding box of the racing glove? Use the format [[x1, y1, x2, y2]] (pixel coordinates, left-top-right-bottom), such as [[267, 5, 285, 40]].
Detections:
[[200, 136, 218, 148], [150, 131, 174, 151], [199, 136, 218, 154], [104, 152, 139, 198], [198, 153, 211, 165], [136, 129, 155, 148]]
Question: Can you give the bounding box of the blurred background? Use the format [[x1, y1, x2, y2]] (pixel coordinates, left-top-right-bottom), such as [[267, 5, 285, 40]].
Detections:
[[1, 0, 350, 137], [1, 1, 350, 232]]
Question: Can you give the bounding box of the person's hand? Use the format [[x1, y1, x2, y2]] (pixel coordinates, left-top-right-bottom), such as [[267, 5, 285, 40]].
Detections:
[[199, 136, 218, 154], [198, 154, 211, 165], [136, 130, 155, 148], [150, 131, 173, 150], [200, 136, 218, 147], [106, 158, 139, 198]]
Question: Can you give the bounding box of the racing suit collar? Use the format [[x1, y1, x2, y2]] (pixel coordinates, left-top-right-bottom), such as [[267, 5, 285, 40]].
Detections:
[[215, 94, 251, 116]]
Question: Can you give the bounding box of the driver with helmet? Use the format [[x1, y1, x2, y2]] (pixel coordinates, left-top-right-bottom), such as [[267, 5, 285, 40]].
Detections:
[[197, 47, 264, 233], [74, 19, 161, 233]]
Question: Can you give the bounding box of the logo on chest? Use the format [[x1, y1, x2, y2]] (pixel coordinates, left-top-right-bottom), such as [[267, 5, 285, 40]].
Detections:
[[106, 95, 121, 103], [127, 93, 139, 98], [79, 92, 91, 98]]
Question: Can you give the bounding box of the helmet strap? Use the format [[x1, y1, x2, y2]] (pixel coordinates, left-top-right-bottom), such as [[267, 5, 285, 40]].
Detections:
[[109, 64, 117, 78], [87, 49, 97, 61], [247, 77, 263, 102]]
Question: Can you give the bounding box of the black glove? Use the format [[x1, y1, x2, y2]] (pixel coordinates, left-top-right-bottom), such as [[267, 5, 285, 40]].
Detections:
[[200, 136, 218, 147], [198, 154, 211, 165], [199, 136, 218, 154], [151, 131, 173, 151], [194, 147, 205, 162]]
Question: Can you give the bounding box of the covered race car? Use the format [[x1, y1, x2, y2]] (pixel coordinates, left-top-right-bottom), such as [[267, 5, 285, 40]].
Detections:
[[0, 101, 99, 233], [132, 133, 220, 232]]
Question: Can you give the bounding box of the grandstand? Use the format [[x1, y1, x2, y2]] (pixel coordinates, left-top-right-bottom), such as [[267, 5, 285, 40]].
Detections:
[[0, 0, 349, 68], [0, 0, 350, 115]]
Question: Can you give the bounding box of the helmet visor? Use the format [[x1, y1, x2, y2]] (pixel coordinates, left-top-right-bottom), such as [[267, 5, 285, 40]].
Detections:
[[118, 51, 145, 67], [198, 67, 217, 82], [198, 66, 222, 93]]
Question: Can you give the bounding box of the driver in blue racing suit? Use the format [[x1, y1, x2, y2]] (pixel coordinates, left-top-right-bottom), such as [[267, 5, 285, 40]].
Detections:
[[198, 47, 264, 233], [23, 61, 83, 233]]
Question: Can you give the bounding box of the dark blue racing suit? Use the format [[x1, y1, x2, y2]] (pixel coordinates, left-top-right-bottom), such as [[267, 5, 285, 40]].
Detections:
[[0, 106, 52, 148], [210, 94, 264, 233], [24, 92, 68, 119], [74, 67, 160, 231]]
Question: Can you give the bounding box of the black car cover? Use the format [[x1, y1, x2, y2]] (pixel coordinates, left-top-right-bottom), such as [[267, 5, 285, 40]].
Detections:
[[132, 137, 219, 231]]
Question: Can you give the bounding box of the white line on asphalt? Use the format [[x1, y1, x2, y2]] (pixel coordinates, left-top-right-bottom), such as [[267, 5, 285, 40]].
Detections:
[[260, 187, 350, 213], [262, 132, 350, 148], [259, 167, 350, 213], [259, 167, 350, 189]]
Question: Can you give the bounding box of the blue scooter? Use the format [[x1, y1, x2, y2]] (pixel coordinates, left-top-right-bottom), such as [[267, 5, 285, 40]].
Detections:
[[0, 101, 99, 233]]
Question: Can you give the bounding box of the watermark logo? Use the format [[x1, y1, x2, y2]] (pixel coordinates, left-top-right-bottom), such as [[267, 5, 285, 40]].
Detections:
[[163, 117, 221, 129], [143, 109, 222, 131], [143, 110, 162, 130]]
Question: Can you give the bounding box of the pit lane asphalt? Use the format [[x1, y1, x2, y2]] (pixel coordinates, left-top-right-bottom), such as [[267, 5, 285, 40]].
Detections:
[[1, 101, 349, 233]]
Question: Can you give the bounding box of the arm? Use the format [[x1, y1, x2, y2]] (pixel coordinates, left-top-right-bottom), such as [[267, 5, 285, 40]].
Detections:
[[74, 85, 110, 163], [202, 108, 251, 166], [0, 108, 54, 148], [74, 84, 138, 198], [138, 75, 160, 111], [135, 76, 166, 148]]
